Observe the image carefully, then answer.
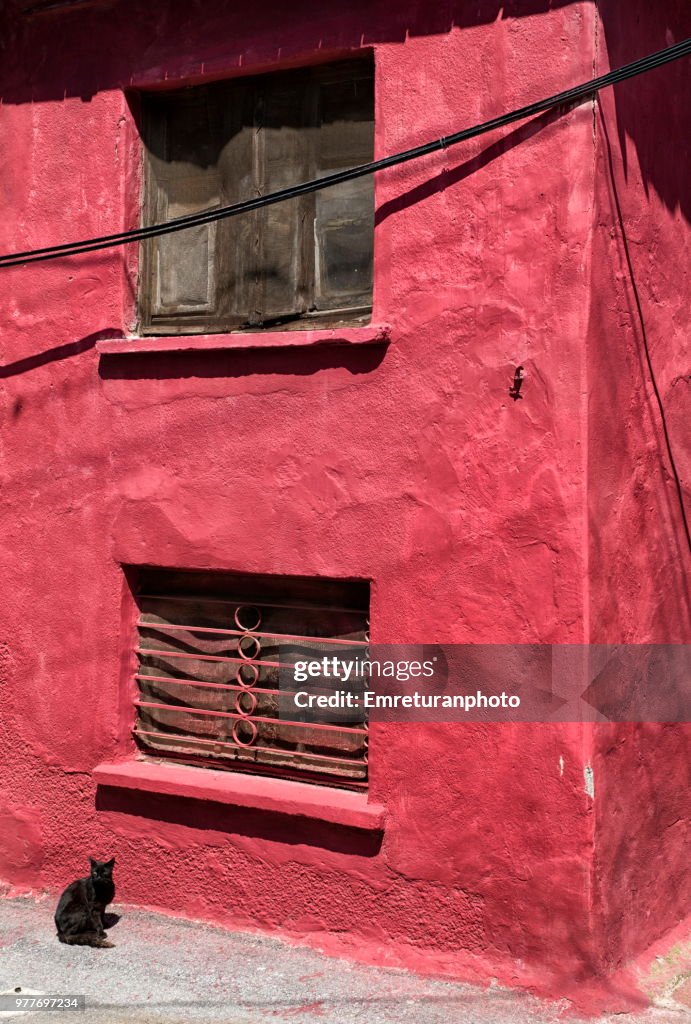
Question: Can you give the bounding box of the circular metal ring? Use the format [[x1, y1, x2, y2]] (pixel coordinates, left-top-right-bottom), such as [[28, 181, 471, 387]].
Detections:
[[232, 718, 258, 748], [237, 634, 261, 661], [234, 689, 258, 718], [234, 605, 262, 632], [235, 662, 259, 688]]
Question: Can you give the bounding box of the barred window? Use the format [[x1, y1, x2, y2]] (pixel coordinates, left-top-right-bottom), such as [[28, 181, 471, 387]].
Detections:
[[131, 569, 369, 788], [139, 57, 374, 334]]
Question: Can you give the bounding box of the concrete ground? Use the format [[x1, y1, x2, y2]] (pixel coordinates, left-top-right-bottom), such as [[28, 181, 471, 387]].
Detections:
[[0, 898, 688, 1024]]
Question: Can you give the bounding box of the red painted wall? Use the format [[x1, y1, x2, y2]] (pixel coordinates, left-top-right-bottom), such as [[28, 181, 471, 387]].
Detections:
[[588, 0, 691, 972], [0, 0, 687, 1002]]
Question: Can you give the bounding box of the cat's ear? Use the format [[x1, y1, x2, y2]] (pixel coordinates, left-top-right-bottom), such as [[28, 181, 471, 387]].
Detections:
[[106, 858, 115, 869], [89, 857, 97, 868]]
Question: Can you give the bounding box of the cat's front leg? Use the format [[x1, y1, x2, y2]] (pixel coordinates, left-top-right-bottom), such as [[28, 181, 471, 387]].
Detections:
[[89, 907, 106, 938]]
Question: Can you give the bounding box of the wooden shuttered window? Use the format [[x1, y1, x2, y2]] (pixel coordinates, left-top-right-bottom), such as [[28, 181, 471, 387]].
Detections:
[[132, 569, 370, 788], [139, 59, 374, 334]]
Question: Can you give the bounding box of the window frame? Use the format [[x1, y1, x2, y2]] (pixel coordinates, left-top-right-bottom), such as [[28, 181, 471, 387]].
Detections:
[[138, 57, 375, 337], [129, 568, 371, 791]]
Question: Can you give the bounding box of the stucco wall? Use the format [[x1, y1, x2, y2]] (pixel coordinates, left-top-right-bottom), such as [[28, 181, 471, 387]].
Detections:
[[588, 0, 691, 971], [0, 0, 687, 1000]]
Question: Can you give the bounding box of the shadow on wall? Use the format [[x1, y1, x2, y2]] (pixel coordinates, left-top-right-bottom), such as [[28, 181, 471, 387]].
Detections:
[[596, 0, 691, 222], [96, 785, 384, 857], [1, 1, 689, 219], [375, 104, 566, 225], [0, 328, 124, 379], [98, 342, 388, 381]]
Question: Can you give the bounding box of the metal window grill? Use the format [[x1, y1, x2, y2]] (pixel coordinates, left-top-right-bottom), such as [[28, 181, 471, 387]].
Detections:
[[132, 570, 370, 788]]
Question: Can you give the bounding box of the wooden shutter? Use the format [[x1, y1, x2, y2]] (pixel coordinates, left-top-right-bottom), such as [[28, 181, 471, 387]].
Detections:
[[142, 88, 223, 330], [140, 57, 374, 334], [252, 77, 312, 326], [216, 83, 257, 326], [313, 66, 374, 314]]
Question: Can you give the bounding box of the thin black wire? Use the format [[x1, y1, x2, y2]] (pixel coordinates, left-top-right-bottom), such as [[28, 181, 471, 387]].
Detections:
[[598, 98, 691, 555], [1, 37, 690, 268]]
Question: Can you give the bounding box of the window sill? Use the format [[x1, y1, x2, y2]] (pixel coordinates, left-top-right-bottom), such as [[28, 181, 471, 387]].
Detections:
[[96, 325, 390, 356], [93, 760, 385, 832]]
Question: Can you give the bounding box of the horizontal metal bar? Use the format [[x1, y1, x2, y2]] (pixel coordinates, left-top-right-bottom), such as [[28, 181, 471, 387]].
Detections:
[[133, 728, 367, 767], [138, 620, 368, 647], [137, 648, 371, 674], [138, 647, 283, 668], [138, 594, 368, 615], [137, 672, 253, 693], [134, 699, 368, 736], [136, 672, 357, 701], [138, 649, 368, 684]]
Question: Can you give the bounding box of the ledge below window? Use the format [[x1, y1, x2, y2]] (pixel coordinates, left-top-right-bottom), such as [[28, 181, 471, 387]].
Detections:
[[93, 760, 385, 832], [96, 325, 390, 356]]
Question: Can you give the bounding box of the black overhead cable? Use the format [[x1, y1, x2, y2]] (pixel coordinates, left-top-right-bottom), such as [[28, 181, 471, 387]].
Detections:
[[1, 37, 690, 269]]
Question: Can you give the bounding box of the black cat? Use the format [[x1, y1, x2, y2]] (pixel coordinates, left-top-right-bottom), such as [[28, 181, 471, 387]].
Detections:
[[54, 857, 116, 948]]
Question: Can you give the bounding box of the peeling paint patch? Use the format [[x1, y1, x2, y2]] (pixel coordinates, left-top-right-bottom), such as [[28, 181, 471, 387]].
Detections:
[[559, 756, 565, 777], [583, 765, 595, 799]]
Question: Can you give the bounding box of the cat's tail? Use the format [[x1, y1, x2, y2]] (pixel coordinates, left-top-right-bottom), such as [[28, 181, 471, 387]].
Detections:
[[57, 932, 114, 948]]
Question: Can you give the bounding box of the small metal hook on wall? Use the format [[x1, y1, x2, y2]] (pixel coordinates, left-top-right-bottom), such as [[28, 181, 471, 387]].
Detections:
[[509, 365, 525, 401]]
